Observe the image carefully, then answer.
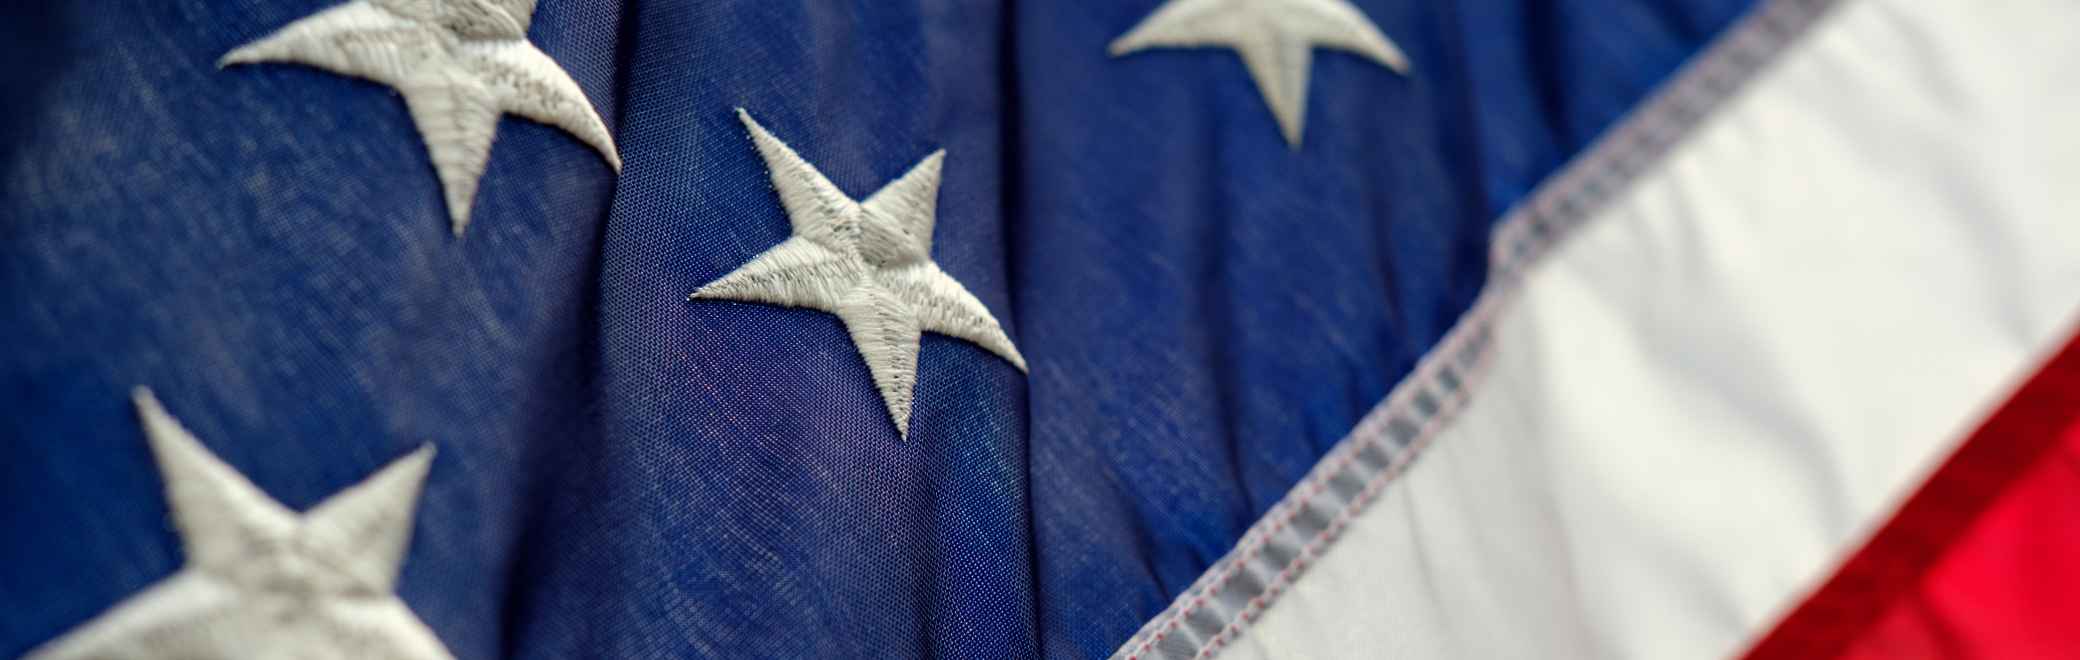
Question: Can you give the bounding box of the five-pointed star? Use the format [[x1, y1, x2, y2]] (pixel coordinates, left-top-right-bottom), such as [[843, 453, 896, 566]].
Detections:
[[1110, 0, 1411, 146], [222, 0, 621, 236], [691, 110, 1028, 440], [29, 389, 452, 660]]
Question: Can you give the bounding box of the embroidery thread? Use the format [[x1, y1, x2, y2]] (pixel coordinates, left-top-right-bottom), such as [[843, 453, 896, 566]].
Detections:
[[691, 110, 1027, 440], [222, 0, 621, 235], [28, 388, 453, 660], [1111, 0, 1411, 147]]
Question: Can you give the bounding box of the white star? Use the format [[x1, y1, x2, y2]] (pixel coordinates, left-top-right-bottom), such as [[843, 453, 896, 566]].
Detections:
[[1110, 0, 1411, 146], [222, 0, 621, 235], [691, 110, 1028, 440], [28, 388, 452, 660]]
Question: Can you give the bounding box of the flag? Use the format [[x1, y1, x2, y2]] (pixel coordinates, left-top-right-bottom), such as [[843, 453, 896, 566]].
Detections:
[[3, 0, 2076, 658]]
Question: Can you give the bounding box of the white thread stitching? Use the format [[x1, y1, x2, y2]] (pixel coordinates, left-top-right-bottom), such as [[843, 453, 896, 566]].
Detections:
[[1109, 0, 1412, 147], [1112, 1, 1844, 657], [690, 109, 1027, 441], [27, 388, 452, 660], [221, 0, 620, 236]]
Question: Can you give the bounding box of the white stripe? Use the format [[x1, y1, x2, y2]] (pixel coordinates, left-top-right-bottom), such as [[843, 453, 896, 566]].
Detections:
[[1109, 4, 1834, 657], [1223, 0, 2080, 657]]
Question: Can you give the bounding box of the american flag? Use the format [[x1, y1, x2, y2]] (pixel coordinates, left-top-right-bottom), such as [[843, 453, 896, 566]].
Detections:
[[6, 0, 2078, 658]]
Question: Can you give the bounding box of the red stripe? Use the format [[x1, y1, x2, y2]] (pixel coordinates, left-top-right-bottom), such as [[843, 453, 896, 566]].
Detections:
[[1744, 329, 2080, 659], [1841, 420, 2080, 658]]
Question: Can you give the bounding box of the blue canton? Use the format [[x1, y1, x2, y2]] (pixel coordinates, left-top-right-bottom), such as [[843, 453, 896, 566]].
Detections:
[[2, 0, 1754, 657]]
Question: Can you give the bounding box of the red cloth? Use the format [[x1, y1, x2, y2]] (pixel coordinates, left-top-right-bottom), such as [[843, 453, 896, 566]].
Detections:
[[1842, 421, 2080, 659], [1746, 331, 2080, 659]]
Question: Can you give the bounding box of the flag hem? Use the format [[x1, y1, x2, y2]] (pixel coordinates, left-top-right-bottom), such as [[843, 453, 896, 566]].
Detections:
[[1108, 0, 1846, 656]]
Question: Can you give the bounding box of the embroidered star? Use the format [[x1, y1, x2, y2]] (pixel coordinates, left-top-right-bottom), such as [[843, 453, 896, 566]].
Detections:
[[690, 110, 1028, 440], [222, 0, 621, 236], [1110, 0, 1411, 146], [28, 388, 452, 660]]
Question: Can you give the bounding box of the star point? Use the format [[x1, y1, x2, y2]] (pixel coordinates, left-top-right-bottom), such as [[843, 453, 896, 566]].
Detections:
[[692, 111, 1026, 440], [1111, 0, 1411, 146], [27, 388, 452, 660], [222, 0, 619, 235]]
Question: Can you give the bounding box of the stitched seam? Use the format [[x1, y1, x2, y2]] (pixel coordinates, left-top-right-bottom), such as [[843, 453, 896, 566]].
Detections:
[[1123, 306, 1495, 660], [1187, 322, 1497, 659], [1113, 1, 1844, 657]]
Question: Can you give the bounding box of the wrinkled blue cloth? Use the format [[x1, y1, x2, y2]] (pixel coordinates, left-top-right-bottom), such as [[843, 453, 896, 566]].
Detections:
[[0, 1, 1750, 657]]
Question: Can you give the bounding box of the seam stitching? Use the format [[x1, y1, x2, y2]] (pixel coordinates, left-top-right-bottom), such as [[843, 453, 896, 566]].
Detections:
[[1112, 1, 1844, 657]]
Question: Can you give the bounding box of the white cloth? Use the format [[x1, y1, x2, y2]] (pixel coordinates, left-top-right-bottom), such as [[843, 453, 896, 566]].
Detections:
[[1227, 0, 2080, 657]]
